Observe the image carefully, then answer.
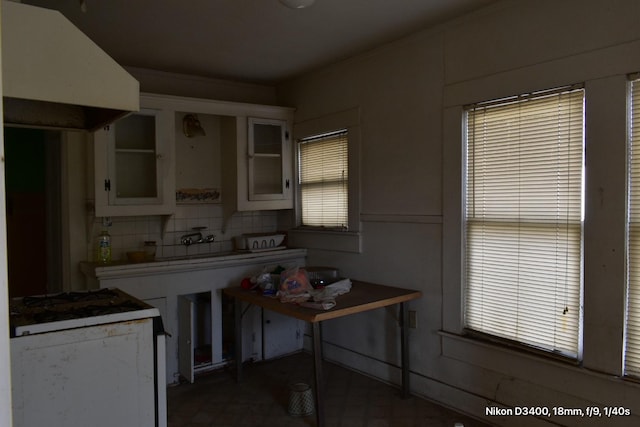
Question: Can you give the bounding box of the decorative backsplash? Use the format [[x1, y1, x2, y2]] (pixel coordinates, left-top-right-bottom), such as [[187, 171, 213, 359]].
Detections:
[[89, 204, 279, 262]]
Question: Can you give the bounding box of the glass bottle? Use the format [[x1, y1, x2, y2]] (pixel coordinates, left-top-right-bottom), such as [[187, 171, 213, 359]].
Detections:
[[97, 229, 112, 263]]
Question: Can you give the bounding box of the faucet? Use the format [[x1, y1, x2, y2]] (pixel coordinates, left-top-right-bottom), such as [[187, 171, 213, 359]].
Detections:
[[180, 232, 202, 246], [180, 231, 215, 246]]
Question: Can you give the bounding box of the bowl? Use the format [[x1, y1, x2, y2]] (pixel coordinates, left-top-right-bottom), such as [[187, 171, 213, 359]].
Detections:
[[306, 266, 340, 287], [126, 251, 147, 263]]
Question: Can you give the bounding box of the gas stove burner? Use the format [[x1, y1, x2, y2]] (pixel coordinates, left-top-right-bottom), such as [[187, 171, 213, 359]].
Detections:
[[9, 288, 160, 337], [22, 288, 118, 308], [33, 300, 144, 324]]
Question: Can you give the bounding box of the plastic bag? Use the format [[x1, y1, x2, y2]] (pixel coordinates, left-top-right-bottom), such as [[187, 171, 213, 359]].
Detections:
[[279, 267, 312, 295], [240, 267, 277, 295], [277, 267, 312, 302], [312, 279, 352, 302]]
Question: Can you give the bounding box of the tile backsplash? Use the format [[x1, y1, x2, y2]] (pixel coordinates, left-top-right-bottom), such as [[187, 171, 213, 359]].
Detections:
[[89, 204, 281, 262]]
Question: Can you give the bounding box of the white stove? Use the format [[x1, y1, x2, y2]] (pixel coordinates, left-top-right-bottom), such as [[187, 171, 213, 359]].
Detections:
[[9, 287, 160, 336], [9, 288, 167, 427]]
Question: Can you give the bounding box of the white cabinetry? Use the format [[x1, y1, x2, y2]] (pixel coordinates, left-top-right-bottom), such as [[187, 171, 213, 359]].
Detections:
[[92, 93, 294, 220], [247, 117, 292, 203], [81, 249, 307, 385], [221, 114, 294, 219], [93, 106, 175, 216], [178, 292, 215, 383], [263, 310, 303, 360]]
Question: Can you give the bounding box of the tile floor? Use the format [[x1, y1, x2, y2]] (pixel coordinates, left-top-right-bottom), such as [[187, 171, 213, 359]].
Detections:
[[167, 352, 492, 427]]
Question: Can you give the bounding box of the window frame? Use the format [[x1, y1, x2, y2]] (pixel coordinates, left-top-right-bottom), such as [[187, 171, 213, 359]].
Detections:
[[289, 108, 361, 253], [297, 129, 349, 231], [462, 85, 586, 359], [441, 44, 633, 388], [624, 74, 640, 378]]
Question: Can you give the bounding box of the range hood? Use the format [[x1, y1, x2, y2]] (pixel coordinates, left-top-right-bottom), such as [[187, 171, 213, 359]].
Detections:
[[1, 1, 139, 131]]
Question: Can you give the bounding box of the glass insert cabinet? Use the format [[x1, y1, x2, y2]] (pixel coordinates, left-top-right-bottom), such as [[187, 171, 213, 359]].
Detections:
[[112, 111, 157, 200], [93, 107, 175, 217], [248, 117, 291, 201], [93, 93, 294, 221]]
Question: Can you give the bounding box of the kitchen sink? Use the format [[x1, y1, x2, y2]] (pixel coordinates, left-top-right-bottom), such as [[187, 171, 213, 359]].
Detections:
[[154, 251, 237, 262]]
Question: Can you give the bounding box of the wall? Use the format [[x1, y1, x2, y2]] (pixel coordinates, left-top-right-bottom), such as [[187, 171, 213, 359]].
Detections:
[[89, 207, 280, 262], [70, 69, 285, 285], [125, 67, 278, 105], [0, 3, 14, 424], [277, 0, 640, 425]]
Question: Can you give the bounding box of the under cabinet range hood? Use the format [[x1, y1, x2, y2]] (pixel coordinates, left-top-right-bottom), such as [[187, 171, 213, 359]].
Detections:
[[1, 1, 139, 131]]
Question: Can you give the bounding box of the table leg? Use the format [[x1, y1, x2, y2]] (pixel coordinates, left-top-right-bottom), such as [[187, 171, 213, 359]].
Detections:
[[234, 298, 243, 383], [312, 322, 325, 427], [400, 301, 410, 399]]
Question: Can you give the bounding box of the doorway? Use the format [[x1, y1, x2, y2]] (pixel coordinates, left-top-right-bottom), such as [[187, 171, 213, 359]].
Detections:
[[4, 127, 62, 298]]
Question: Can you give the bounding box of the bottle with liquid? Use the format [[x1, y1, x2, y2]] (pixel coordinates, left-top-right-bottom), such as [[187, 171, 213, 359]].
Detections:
[[97, 229, 112, 263]]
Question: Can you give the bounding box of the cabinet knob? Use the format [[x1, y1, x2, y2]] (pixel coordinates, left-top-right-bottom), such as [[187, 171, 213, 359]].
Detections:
[[286, 179, 290, 189]]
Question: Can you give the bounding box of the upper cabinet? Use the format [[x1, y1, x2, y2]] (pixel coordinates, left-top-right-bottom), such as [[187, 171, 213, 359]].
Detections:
[[91, 93, 294, 219], [93, 106, 176, 217], [220, 112, 294, 227], [247, 118, 291, 202]]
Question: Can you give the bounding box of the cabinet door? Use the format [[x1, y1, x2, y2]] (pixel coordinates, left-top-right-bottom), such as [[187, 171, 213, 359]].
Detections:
[[177, 295, 195, 384], [263, 309, 303, 360], [94, 108, 175, 216], [247, 118, 292, 202]]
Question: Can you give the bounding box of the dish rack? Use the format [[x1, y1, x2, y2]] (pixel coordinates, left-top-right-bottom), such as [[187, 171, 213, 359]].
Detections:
[[234, 233, 285, 251]]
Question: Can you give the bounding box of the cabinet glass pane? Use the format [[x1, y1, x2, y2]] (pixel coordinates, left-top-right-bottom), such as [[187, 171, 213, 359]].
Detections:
[[253, 123, 282, 155], [113, 112, 158, 199], [115, 114, 155, 150], [253, 157, 283, 195], [115, 152, 157, 198]]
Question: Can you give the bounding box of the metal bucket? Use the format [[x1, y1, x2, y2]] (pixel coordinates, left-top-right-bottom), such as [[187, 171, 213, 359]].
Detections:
[[288, 383, 314, 417]]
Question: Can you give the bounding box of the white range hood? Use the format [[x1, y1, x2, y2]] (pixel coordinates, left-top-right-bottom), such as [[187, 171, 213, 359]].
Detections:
[[1, 1, 139, 131]]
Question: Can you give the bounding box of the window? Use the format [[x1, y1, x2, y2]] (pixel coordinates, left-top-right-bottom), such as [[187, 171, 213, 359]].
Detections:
[[464, 86, 585, 357], [625, 76, 640, 377], [297, 130, 348, 229]]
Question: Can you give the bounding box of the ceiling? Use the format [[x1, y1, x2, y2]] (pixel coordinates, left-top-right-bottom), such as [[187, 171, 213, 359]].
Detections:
[[22, 0, 497, 85]]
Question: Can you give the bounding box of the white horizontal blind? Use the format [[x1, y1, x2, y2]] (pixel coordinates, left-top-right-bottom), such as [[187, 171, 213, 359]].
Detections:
[[298, 130, 348, 229], [625, 78, 640, 376], [465, 87, 584, 357]]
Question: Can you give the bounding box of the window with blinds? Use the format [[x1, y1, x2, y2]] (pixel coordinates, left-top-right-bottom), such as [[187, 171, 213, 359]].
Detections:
[[298, 130, 348, 229], [625, 77, 640, 377], [464, 86, 585, 357]]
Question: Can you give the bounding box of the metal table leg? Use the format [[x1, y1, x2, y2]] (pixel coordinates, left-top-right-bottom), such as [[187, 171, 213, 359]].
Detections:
[[400, 301, 410, 398], [234, 298, 243, 383], [312, 322, 325, 427]]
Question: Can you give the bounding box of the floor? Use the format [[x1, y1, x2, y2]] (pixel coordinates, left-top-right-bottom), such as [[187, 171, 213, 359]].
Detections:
[[167, 352, 492, 427]]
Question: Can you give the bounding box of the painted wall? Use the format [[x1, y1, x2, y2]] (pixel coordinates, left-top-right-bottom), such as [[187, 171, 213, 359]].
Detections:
[[0, 3, 14, 424], [65, 69, 283, 289], [277, 1, 640, 425]]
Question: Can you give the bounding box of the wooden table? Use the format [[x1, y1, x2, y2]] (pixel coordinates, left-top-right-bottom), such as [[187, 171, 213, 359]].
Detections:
[[223, 280, 422, 427]]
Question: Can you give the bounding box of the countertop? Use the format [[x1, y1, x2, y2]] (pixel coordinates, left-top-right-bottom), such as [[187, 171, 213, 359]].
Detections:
[[80, 247, 307, 279]]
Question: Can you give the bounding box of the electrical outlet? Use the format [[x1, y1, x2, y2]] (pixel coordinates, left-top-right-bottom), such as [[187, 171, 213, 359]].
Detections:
[[409, 310, 417, 328]]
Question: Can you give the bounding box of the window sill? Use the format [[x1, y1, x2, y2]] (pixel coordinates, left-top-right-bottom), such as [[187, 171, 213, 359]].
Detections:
[[438, 330, 614, 384], [438, 331, 640, 408], [439, 330, 579, 366], [288, 228, 361, 253]]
